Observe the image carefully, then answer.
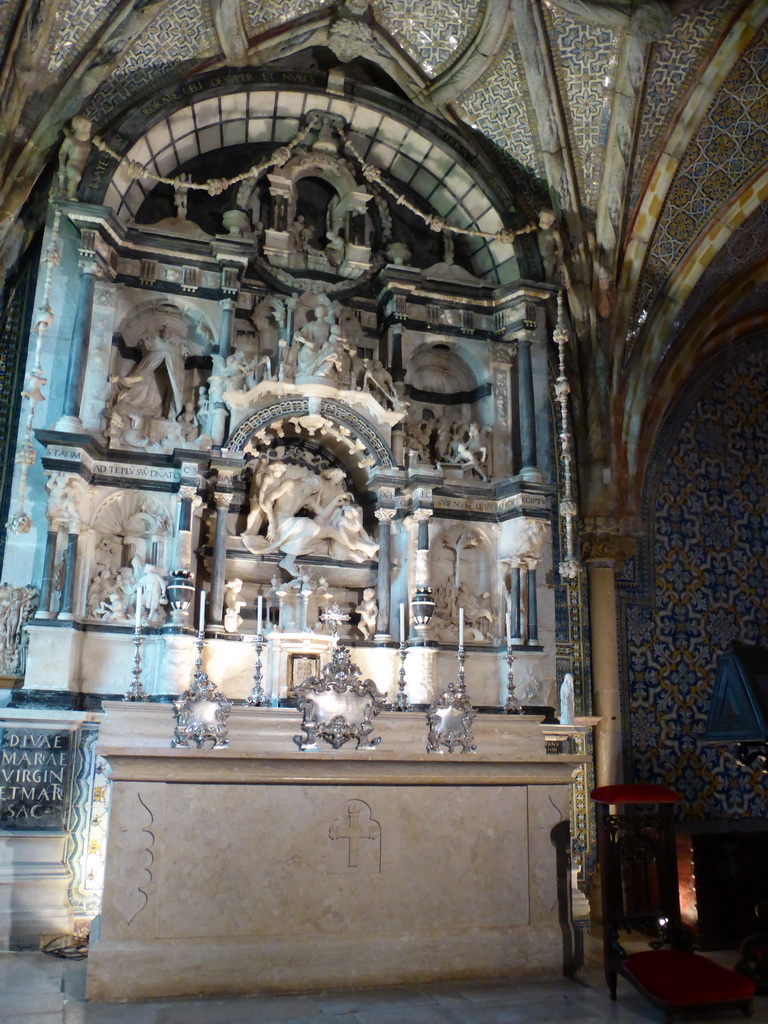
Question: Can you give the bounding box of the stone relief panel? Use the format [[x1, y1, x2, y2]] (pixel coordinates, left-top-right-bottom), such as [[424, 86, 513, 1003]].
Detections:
[[105, 300, 215, 453], [429, 522, 496, 644], [86, 491, 173, 626]]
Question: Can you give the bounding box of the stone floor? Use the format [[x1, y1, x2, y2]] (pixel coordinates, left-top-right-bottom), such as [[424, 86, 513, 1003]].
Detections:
[[2, 945, 765, 1024]]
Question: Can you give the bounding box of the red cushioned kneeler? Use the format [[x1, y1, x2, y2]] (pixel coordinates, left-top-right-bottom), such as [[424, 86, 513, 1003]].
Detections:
[[592, 785, 754, 1022]]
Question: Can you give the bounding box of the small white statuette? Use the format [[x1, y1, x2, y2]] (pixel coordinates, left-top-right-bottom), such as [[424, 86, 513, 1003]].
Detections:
[[559, 672, 575, 726]]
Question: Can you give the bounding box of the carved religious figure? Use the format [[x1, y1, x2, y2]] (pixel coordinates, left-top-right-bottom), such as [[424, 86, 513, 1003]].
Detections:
[[224, 578, 246, 633], [137, 564, 167, 626], [355, 588, 378, 641], [0, 583, 37, 675], [559, 672, 575, 725], [57, 117, 97, 199], [294, 304, 340, 378], [111, 323, 189, 422], [241, 459, 377, 571]]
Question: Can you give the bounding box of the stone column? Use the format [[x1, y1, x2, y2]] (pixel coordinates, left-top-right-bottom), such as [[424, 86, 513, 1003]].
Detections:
[[583, 526, 635, 788], [389, 322, 404, 382], [526, 557, 540, 645], [218, 298, 236, 359], [517, 334, 538, 478], [175, 486, 197, 571], [36, 528, 59, 619], [278, 294, 298, 381], [57, 248, 99, 432], [410, 509, 434, 642], [58, 529, 80, 620], [491, 346, 514, 477], [374, 509, 396, 641], [208, 492, 233, 630], [507, 558, 523, 644]]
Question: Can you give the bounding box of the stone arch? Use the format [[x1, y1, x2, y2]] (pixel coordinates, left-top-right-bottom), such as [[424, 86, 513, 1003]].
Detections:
[[80, 69, 530, 284], [226, 396, 397, 488], [405, 342, 478, 393]]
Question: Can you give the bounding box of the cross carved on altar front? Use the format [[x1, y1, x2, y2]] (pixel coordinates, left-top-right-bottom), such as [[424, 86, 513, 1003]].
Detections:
[[329, 800, 378, 868]]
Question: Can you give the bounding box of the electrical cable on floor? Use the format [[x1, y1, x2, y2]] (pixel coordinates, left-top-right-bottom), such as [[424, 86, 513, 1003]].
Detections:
[[41, 935, 89, 960]]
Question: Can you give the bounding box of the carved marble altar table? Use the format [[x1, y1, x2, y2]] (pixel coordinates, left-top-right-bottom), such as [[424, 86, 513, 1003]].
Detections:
[[87, 704, 584, 1001]]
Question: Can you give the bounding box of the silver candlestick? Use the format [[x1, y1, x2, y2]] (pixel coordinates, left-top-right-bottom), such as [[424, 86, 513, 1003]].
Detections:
[[392, 637, 410, 710], [457, 641, 466, 694], [504, 647, 521, 712], [125, 624, 149, 702], [246, 633, 268, 706]]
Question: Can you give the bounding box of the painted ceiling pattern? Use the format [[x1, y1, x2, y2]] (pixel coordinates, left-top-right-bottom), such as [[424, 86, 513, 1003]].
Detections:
[[671, 201, 768, 343], [85, 0, 218, 127], [623, 346, 768, 820], [545, 4, 617, 210], [247, 0, 332, 36], [373, 0, 483, 77], [632, 23, 768, 345], [631, 0, 736, 208], [45, 0, 115, 75], [457, 37, 538, 177], [0, 0, 18, 59]]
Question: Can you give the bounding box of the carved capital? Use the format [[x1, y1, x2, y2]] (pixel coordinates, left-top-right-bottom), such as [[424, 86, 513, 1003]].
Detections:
[[179, 485, 198, 502], [45, 471, 86, 530], [506, 517, 548, 560], [581, 518, 636, 567], [374, 508, 396, 524], [214, 492, 234, 510], [412, 508, 433, 523]]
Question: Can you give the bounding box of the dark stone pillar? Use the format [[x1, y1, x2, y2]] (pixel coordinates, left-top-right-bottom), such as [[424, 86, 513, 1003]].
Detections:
[[374, 509, 395, 639], [517, 337, 537, 475], [209, 493, 232, 629], [37, 529, 59, 618], [58, 262, 98, 429], [526, 560, 539, 644], [59, 532, 79, 619]]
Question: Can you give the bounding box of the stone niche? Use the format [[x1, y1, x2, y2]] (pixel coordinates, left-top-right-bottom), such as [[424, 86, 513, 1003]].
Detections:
[[86, 702, 583, 1001]]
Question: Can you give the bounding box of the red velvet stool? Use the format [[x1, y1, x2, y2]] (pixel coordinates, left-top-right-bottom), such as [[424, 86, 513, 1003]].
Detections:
[[592, 784, 754, 1022]]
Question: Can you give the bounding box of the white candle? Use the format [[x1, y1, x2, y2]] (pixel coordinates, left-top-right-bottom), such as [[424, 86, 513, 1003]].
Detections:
[[257, 594, 263, 637], [134, 586, 142, 629], [399, 602, 405, 642], [459, 607, 464, 647], [199, 589, 206, 634]]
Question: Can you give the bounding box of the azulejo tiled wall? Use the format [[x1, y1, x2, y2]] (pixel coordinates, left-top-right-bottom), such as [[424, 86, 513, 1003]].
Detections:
[[618, 341, 768, 820]]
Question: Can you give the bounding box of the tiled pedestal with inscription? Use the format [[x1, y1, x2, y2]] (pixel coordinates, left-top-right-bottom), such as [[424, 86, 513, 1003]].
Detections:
[[0, 714, 75, 948], [87, 703, 584, 1001]]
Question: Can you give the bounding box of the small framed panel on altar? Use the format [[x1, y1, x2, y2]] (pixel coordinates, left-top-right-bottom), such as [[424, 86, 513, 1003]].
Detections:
[[290, 654, 319, 693]]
